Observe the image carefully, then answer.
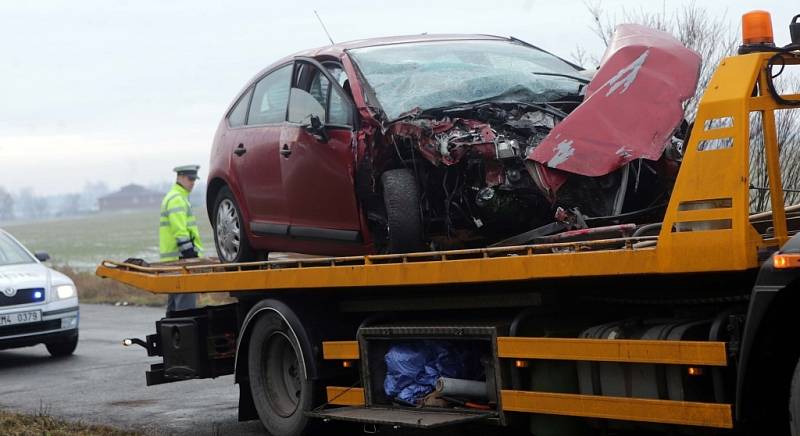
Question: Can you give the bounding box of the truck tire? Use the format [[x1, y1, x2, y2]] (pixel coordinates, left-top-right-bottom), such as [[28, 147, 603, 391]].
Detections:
[[381, 169, 424, 253], [248, 313, 313, 436], [213, 186, 256, 263], [791, 357, 800, 435], [46, 332, 78, 357]]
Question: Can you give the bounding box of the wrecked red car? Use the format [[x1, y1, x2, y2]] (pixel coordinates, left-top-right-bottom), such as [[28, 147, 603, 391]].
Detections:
[[207, 26, 700, 262]]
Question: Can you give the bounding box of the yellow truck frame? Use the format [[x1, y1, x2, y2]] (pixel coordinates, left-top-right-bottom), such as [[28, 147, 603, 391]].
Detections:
[[97, 50, 800, 435]]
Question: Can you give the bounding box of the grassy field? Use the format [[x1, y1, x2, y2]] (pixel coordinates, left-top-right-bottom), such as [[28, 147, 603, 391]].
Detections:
[[3, 208, 213, 271], [2, 208, 231, 307], [0, 409, 140, 436]]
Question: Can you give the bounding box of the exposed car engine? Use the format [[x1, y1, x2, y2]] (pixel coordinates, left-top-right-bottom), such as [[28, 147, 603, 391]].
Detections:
[[381, 101, 683, 249], [358, 24, 701, 250]]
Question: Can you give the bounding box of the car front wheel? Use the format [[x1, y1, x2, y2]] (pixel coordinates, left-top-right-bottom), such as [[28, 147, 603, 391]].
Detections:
[[46, 332, 78, 357], [381, 168, 424, 253], [213, 186, 256, 263]]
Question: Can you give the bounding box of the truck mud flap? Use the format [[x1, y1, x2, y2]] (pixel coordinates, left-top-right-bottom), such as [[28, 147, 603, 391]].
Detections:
[[306, 406, 497, 429]]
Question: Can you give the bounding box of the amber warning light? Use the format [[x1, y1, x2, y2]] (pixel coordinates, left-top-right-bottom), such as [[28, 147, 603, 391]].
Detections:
[[773, 253, 800, 270], [742, 10, 775, 45]]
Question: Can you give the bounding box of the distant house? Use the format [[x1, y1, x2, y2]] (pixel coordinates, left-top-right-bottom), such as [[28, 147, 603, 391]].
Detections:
[[98, 184, 162, 211]]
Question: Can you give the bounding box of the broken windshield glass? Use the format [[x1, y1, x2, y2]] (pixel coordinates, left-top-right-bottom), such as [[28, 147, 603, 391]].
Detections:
[[349, 40, 582, 120]]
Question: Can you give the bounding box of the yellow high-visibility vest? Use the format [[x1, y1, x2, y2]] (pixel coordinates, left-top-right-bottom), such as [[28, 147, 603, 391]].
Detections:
[[159, 184, 203, 261]]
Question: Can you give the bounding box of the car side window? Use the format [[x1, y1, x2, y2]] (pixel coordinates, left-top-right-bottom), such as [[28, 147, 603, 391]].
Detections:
[[228, 88, 252, 127], [325, 65, 347, 87], [248, 64, 292, 125], [288, 65, 329, 124], [322, 64, 352, 126], [309, 71, 331, 111], [287, 62, 353, 126], [328, 83, 352, 126]]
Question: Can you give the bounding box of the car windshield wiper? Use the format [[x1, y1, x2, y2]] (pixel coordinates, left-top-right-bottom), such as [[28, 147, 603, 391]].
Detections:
[[400, 85, 578, 121], [531, 71, 591, 84]]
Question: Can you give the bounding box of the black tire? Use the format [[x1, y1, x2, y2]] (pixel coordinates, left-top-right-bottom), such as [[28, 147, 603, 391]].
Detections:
[[791, 357, 800, 435], [248, 313, 314, 436], [46, 333, 78, 357], [213, 186, 256, 263], [381, 169, 424, 253]]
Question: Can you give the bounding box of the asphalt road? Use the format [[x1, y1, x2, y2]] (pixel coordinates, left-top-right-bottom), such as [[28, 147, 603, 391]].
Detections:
[[0, 304, 265, 435]]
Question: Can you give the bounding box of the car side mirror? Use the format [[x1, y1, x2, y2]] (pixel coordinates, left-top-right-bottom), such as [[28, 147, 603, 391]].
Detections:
[[35, 252, 50, 262], [306, 114, 329, 143]]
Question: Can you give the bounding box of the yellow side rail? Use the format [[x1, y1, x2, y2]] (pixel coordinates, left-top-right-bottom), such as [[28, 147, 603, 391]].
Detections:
[[321, 337, 732, 429]]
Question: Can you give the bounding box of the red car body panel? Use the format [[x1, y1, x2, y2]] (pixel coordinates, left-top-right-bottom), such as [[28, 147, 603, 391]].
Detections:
[[280, 126, 361, 232], [528, 24, 700, 190], [231, 124, 288, 227]]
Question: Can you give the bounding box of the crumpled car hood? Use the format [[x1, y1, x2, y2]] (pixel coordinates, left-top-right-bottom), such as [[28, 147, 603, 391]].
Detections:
[[528, 24, 701, 184]]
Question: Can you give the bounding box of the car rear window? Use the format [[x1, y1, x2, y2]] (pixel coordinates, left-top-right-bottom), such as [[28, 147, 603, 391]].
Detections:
[[228, 88, 252, 127]]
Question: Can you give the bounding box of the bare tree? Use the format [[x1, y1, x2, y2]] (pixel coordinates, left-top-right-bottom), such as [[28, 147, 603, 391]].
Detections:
[[80, 181, 109, 211], [17, 187, 48, 219], [0, 187, 13, 221], [58, 193, 82, 217], [580, 2, 800, 212]]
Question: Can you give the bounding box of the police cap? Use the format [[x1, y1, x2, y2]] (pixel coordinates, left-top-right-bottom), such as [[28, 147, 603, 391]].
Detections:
[[174, 164, 200, 181]]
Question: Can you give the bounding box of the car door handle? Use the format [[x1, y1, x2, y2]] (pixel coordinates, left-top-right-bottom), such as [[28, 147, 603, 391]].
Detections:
[[234, 143, 247, 156], [280, 144, 292, 157]]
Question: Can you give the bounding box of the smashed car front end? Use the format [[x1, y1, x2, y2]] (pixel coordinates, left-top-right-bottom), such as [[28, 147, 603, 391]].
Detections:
[[348, 29, 700, 249]]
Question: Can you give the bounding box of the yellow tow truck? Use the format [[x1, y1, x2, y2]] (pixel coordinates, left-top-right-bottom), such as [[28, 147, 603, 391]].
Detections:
[[97, 11, 800, 435]]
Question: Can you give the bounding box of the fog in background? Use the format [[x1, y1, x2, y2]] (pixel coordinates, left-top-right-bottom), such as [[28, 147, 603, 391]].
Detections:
[[0, 0, 795, 219]]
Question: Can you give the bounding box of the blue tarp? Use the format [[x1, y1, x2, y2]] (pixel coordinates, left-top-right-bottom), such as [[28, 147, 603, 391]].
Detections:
[[383, 340, 484, 404]]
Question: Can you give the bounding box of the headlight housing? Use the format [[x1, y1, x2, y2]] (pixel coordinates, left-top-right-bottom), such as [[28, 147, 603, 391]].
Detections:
[[55, 284, 76, 299]]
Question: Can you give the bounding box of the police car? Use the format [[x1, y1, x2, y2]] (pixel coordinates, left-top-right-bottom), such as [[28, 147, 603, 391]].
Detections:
[[0, 228, 79, 356]]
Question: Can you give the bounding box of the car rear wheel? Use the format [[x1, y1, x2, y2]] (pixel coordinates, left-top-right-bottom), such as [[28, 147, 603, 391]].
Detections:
[[790, 357, 800, 435], [213, 186, 256, 263], [248, 313, 314, 436], [46, 332, 78, 357], [381, 168, 424, 253]]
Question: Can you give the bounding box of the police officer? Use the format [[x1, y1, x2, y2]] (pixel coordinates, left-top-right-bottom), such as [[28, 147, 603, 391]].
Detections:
[[160, 165, 203, 312]]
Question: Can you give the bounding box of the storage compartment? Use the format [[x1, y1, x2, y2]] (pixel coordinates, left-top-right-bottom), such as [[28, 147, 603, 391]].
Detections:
[[357, 325, 502, 417]]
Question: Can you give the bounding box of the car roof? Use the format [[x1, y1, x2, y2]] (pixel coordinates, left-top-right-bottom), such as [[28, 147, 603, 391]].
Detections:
[[258, 34, 510, 74], [233, 34, 568, 112], [296, 33, 509, 57]]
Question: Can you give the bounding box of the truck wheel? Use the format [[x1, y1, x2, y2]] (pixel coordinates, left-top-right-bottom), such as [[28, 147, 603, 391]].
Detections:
[[46, 333, 78, 357], [791, 358, 800, 435], [213, 186, 255, 263], [381, 169, 424, 253], [248, 313, 313, 436]]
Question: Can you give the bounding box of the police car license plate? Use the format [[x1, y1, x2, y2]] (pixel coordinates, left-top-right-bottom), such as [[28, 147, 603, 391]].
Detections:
[[0, 310, 41, 326]]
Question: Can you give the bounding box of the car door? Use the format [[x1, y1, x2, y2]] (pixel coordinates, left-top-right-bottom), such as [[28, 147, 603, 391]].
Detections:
[[232, 63, 292, 236], [280, 58, 361, 241]]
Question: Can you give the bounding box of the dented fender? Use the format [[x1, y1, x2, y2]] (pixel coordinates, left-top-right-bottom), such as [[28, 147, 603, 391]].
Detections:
[[528, 24, 701, 191]]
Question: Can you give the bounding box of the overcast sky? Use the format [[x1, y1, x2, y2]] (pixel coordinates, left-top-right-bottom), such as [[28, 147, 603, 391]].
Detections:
[[0, 0, 795, 195]]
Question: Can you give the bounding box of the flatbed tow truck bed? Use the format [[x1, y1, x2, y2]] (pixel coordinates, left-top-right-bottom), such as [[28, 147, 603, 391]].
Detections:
[[96, 49, 800, 434]]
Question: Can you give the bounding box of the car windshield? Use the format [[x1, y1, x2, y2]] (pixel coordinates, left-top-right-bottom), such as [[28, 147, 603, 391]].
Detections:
[[0, 232, 35, 266], [348, 39, 583, 120]]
